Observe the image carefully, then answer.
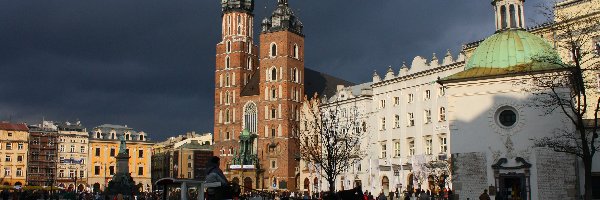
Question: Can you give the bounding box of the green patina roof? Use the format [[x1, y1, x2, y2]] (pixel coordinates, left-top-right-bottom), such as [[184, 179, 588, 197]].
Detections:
[[443, 30, 564, 82]]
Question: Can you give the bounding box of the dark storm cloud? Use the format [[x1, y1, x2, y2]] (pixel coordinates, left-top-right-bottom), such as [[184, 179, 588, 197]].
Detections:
[[0, 0, 551, 140]]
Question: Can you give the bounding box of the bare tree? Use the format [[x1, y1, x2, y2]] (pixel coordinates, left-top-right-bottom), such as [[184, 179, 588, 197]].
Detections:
[[527, 3, 600, 199], [423, 160, 451, 193], [299, 94, 366, 193]]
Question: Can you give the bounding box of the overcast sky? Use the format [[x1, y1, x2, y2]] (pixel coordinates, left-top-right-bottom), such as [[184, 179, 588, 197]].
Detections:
[[0, 0, 552, 140]]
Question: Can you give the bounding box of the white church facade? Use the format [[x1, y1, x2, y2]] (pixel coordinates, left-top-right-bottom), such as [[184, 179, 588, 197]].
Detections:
[[299, 0, 599, 199]]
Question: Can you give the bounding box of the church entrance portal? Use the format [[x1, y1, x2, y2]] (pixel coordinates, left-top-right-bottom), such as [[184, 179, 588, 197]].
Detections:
[[498, 175, 526, 200]]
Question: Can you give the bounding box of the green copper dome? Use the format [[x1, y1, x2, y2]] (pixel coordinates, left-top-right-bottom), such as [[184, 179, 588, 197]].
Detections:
[[466, 30, 562, 70]]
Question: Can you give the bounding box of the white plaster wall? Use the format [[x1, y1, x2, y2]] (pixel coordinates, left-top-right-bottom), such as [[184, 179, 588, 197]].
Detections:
[[445, 75, 577, 200]]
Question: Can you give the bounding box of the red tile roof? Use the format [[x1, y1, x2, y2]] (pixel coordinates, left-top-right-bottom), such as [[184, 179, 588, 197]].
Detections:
[[0, 123, 29, 131]]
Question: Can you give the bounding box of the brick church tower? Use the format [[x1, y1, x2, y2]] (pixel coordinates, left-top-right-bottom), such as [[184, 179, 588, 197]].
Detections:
[[257, 0, 304, 191], [213, 0, 304, 192], [214, 0, 258, 171]]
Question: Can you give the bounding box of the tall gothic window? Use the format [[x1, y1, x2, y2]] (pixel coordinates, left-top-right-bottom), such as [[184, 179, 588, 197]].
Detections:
[[293, 44, 299, 59], [271, 43, 277, 57], [244, 102, 258, 134], [271, 68, 277, 81], [225, 56, 230, 69]]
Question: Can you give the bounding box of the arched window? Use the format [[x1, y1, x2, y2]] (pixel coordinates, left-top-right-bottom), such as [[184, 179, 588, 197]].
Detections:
[[226, 41, 231, 53], [225, 56, 230, 69], [244, 102, 258, 134], [271, 87, 277, 99], [291, 68, 298, 82], [225, 92, 230, 104], [500, 5, 507, 29], [293, 44, 299, 59], [271, 68, 277, 81], [96, 132, 101, 139], [509, 4, 516, 28], [248, 42, 252, 53], [226, 73, 230, 86], [270, 43, 277, 57], [226, 109, 230, 123], [247, 58, 252, 70]]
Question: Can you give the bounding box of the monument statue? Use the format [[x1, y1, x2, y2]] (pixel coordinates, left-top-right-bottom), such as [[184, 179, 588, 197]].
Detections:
[[118, 134, 127, 155], [106, 134, 138, 196]]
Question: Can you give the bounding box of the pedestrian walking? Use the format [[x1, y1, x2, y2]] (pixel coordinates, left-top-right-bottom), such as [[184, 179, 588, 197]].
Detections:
[[478, 189, 490, 200]]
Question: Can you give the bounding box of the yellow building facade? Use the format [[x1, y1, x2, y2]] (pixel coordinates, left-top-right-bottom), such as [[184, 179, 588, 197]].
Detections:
[[87, 124, 153, 193], [0, 123, 29, 186]]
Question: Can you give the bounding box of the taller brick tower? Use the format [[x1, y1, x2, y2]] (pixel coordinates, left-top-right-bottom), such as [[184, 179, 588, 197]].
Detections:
[[257, 0, 304, 191], [214, 0, 258, 168]]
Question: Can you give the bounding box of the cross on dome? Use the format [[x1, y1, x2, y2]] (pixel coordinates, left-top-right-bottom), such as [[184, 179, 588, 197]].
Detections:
[[278, 0, 288, 6]]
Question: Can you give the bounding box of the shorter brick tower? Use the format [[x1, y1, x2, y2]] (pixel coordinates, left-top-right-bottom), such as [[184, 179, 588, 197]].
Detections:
[[257, 0, 304, 191]]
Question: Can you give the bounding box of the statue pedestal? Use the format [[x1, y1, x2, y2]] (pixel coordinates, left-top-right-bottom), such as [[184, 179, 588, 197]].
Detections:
[[106, 153, 138, 195]]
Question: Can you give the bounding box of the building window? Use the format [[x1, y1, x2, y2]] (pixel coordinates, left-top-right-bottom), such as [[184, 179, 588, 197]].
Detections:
[[60, 145, 64, 152], [80, 146, 85, 153], [271, 107, 277, 119], [381, 143, 387, 158], [425, 137, 433, 155], [187, 172, 192, 178], [425, 109, 432, 124], [7, 132, 12, 137], [271, 87, 277, 99], [247, 57, 253, 70], [96, 132, 101, 138], [95, 148, 100, 157], [5, 155, 11, 162], [408, 113, 415, 127], [226, 109, 231, 123], [226, 131, 230, 140], [4, 168, 10, 176], [226, 41, 231, 53], [440, 136, 448, 153], [138, 167, 144, 175], [16, 143, 23, 150], [270, 43, 277, 57], [380, 100, 386, 109], [80, 170, 84, 178], [271, 160, 277, 169], [408, 94, 414, 103], [17, 155, 22, 162], [425, 90, 431, 100], [70, 145, 75, 152], [6, 143, 11, 150], [293, 44, 299, 59], [439, 107, 446, 121], [226, 73, 231, 86], [69, 170, 75, 178], [16, 168, 22, 177], [292, 68, 298, 83], [138, 150, 144, 158], [225, 56, 230, 69], [439, 86, 445, 96], [394, 115, 400, 128], [59, 170, 65, 178], [94, 166, 100, 175], [109, 166, 115, 175], [408, 139, 415, 156], [394, 97, 400, 106], [394, 142, 401, 157], [380, 117, 386, 130], [271, 68, 277, 81], [110, 148, 116, 157], [271, 128, 276, 138]]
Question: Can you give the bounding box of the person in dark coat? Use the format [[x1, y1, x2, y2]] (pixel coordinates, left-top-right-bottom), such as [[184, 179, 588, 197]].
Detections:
[[479, 189, 491, 200]]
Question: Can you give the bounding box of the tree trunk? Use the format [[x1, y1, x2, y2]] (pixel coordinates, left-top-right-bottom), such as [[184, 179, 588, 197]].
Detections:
[[584, 158, 593, 200]]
